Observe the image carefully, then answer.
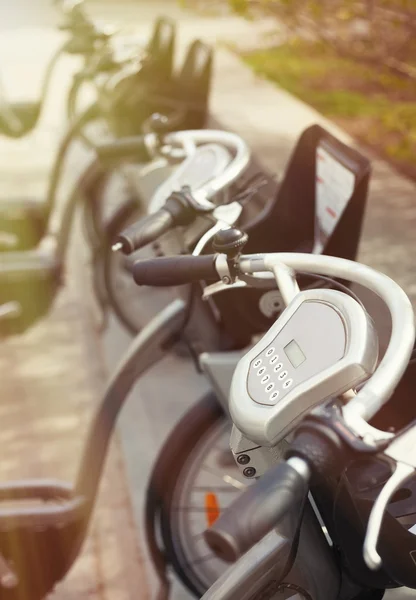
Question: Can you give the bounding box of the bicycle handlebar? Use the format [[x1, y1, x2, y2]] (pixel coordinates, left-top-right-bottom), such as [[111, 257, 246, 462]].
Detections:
[[132, 254, 218, 284], [95, 136, 150, 165], [132, 254, 217, 286], [129, 247, 416, 573], [112, 129, 250, 254], [114, 188, 210, 255], [114, 209, 174, 255], [130, 251, 415, 438], [204, 457, 309, 562]]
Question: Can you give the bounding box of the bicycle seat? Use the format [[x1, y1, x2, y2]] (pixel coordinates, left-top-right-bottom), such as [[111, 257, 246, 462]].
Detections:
[[143, 16, 176, 82], [100, 17, 177, 138], [0, 197, 49, 251], [0, 244, 63, 336], [151, 38, 213, 131], [137, 39, 213, 132], [102, 33, 213, 139], [169, 39, 213, 130]]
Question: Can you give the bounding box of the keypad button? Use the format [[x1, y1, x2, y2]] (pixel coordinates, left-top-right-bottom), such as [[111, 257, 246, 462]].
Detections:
[[278, 370, 288, 381], [261, 375, 270, 384], [258, 367, 266, 376], [254, 359, 262, 368], [270, 391, 279, 402], [266, 347, 275, 357], [265, 383, 274, 392], [270, 355, 279, 365], [283, 378, 293, 389], [273, 363, 283, 373]]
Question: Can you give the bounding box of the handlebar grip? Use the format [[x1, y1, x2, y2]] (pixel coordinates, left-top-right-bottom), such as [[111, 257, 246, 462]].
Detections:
[[204, 461, 308, 562], [95, 136, 149, 165], [132, 255, 218, 287], [114, 209, 174, 255]]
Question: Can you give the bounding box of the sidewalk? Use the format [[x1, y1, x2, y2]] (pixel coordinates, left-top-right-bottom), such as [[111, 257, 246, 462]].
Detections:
[[0, 24, 149, 600], [0, 265, 148, 600]]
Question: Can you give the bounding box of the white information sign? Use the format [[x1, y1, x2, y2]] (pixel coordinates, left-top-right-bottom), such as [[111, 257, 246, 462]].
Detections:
[[314, 144, 356, 254]]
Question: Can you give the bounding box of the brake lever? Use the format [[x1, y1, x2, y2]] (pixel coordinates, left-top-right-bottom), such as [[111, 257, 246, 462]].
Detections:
[[202, 279, 247, 299], [363, 423, 416, 570]]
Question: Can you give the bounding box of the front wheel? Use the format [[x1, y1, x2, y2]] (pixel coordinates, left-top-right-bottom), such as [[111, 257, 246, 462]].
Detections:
[[146, 395, 350, 600], [145, 393, 248, 597]]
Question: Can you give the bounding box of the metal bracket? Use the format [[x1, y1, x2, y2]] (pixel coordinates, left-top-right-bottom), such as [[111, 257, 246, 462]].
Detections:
[[202, 279, 247, 300], [192, 201, 243, 257], [363, 423, 416, 570]]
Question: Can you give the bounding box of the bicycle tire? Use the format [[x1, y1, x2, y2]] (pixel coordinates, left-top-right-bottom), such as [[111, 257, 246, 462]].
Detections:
[[102, 196, 146, 334], [82, 167, 112, 250], [145, 397, 384, 600], [83, 161, 138, 251], [146, 392, 227, 597], [67, 73, 104, 149], [102, 196, 179, 335]]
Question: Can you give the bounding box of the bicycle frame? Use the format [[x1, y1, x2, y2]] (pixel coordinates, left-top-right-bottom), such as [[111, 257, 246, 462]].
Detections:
[[0, 38, 69, 137], [0, 299, 196, 598], [200, 350, 245, 414], [66, 294, 235, 576], [0, 8, 115, 139]]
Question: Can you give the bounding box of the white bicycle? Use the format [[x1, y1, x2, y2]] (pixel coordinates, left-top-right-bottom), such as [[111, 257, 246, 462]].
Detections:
[[132, 242, 416, 599]]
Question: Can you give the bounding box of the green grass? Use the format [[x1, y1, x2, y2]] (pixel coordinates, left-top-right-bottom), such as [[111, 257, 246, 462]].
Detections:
[[242, 41, 416, 177]]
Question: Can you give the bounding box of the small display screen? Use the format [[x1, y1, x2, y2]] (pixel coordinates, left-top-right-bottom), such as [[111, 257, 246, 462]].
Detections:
[[284, 339, 306, 369]]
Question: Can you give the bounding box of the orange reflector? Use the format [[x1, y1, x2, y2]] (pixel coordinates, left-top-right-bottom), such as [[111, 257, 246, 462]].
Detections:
[[205, 492, 220, 527]]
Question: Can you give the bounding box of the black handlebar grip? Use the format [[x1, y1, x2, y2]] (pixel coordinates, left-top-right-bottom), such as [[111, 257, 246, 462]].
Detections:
[[95, 136, 149, 165], [204, 462, 308, 562], [132, 255, 218, 287], [114, 209, 174, 255]]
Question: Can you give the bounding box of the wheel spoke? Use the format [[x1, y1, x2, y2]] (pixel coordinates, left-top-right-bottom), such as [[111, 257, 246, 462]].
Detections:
[[168, 419, 239, 588], [193, 486, 243, 492], [184, 554, 217, 568], [171, 506, 220, 513], [200, 465, 245, 490]]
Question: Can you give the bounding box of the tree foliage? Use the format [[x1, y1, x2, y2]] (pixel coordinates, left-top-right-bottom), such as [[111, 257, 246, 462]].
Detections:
[[228, 0, 416, 78]]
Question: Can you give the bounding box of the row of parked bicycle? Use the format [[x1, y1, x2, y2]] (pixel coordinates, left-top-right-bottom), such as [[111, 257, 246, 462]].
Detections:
[[0, 1, 415, 599]]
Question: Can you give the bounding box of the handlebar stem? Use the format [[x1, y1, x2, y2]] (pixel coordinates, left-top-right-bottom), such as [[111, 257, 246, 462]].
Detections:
[[270, 263, 300, 307]]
